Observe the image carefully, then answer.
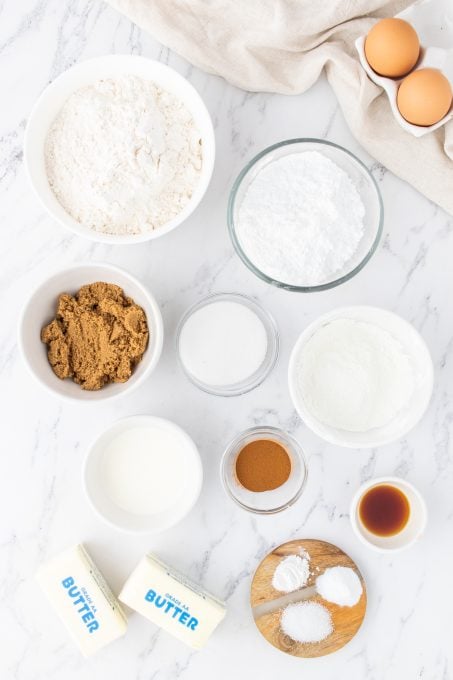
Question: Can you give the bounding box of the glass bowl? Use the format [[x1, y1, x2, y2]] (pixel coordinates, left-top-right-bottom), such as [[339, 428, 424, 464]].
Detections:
[[221, 426, 308, 514], [176, 292, 279, 397], [228, 138, 384, 292]]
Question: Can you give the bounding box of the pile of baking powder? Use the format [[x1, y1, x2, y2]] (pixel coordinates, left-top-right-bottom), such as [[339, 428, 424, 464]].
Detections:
[[316, 566, 363, 607], [236, 151, 365, 286], [45, 75, 202, 235]]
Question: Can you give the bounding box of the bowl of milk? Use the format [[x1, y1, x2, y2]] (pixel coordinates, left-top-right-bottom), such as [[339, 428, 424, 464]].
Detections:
[[84, 415, 203, 533]]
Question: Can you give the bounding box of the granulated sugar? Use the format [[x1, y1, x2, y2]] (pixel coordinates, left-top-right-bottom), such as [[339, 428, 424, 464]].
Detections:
[[236, 151, 365, 286], [281, 601, 333, 643]]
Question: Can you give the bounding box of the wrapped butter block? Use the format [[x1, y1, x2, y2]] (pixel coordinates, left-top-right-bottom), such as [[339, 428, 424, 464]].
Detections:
[[119, 554, 226, 649], [36, 544, 127, 657]]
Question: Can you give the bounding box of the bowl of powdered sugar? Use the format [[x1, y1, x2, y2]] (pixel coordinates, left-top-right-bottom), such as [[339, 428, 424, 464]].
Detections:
[[228, 139, 383, 291], [288, 306, 433, 447], [24, 55, 215, 243]]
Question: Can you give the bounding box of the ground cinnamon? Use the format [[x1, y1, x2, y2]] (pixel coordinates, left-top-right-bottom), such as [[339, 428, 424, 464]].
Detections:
[[235, 439, 291, 492]]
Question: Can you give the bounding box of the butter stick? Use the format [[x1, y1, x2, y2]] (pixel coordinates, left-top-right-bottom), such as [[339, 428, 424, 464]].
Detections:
[[36, 544, 127, 657], [119, 554, 226, 650]]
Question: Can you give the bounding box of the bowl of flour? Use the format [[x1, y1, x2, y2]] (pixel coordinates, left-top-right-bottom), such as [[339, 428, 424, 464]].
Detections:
[[24, 55, 215, 243], [228, 139, 383, 291], [288, 306, 433, 448]]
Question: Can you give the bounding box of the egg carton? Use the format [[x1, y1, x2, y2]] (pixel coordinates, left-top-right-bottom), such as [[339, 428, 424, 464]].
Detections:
[[355, 0, 453, 137]]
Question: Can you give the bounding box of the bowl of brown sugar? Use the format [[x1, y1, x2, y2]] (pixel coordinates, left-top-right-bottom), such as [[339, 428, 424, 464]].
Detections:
[[19, 262, 164, 401], [221, 426, 308, 514]]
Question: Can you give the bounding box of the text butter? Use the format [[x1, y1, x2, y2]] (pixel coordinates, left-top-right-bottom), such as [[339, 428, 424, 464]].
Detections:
[[119, 554, 226, 650], [36, 544, 127, 657]]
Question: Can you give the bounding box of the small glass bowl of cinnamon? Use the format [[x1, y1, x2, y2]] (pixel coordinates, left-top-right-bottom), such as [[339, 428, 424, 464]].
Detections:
[[220, 426, 308, 514]]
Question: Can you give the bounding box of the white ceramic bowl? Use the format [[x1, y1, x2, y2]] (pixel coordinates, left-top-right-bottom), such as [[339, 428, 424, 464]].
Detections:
[[84, 415, 203, 533], [18, 263, 163, 401], [288, 306, 434, 448], [24, 54, 215, 244], [350, 476, 427, 552]]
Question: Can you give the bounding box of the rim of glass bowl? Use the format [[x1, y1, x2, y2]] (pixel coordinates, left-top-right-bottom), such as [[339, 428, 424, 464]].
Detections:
[[227, 138, 384, 293], [220, 426, 308, 514], [176, 292, 279, 397]]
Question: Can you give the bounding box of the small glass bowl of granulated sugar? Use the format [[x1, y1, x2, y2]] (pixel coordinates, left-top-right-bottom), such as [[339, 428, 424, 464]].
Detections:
[[176, 293, 279, 397], [228, 138, 383, 292]]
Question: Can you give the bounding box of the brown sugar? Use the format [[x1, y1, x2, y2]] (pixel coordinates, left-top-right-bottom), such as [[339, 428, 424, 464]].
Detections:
[[235, 439, 291, 492], [41, 282, 149, 390]]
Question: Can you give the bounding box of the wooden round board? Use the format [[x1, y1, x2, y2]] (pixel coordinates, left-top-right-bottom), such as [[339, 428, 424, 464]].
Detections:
[[250, 539, 367, 657]]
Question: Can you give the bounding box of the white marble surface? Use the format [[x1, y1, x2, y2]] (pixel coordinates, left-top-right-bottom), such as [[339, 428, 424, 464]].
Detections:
[[1, 1, 452, 679]]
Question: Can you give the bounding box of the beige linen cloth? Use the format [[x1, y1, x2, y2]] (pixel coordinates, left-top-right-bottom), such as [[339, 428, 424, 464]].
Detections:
[[107, 0, 453, 215]]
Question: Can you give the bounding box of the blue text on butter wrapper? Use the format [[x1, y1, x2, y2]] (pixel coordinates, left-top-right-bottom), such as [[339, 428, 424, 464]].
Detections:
[[145, 589, 198, 630], [62, 577, 99, 633]]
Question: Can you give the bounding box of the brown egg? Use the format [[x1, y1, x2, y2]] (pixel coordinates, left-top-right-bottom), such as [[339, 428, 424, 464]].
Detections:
[[397, 68, 452, 126], [365, 18, 420, 78]]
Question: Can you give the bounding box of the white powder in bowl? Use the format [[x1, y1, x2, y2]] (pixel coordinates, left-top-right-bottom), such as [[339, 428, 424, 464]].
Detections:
[[236, 151, 365, 286], [45, 75, 202, 235], [281, 601, 333, 643], [272, 554, 310, 593], [296, 318, 415, 432], [178, 300, 268, 387], [316, 567, 363, 607]]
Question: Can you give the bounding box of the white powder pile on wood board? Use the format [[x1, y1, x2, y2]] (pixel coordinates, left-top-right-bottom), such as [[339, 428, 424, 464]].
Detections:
[[280, 601, 333, 643], [45, 75, 202, 235], [316, 567, 363, 607], [297, 318, 415, 432], [236, 151, 365, 286], [272, 554, 311, 593]]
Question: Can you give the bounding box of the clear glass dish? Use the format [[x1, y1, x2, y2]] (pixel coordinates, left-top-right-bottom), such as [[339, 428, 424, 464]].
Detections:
[[176, 292, 279, 397], [221, 426, 308, 514], [227, 138, 384, 292]]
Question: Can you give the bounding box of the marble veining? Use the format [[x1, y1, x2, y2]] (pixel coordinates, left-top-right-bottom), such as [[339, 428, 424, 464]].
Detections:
[[0, 1, 452, 679]]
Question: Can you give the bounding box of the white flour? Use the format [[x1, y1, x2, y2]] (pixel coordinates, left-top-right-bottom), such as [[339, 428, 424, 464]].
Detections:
[[236, 151, 365, 286], [45, 75, 202, 235], [297, 318, 415, 432]]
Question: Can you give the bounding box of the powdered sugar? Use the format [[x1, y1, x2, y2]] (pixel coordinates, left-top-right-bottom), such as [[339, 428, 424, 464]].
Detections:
[[45, 75, 202, 235], [236, 151, 365, 286]]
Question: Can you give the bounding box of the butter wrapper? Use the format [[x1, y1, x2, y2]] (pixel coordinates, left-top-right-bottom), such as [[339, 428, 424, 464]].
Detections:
[[37, 544, 127, 657], [119, 554, 226, 649]]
